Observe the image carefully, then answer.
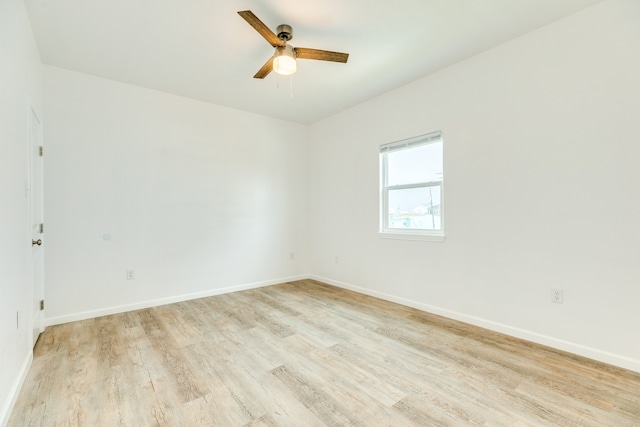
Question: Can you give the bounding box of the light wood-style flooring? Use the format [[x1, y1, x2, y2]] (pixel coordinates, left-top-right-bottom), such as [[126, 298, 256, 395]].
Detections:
[[9, 280, 640, 426]]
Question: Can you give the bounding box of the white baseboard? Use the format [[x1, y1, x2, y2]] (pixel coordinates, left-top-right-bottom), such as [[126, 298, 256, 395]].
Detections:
[[41, 272, 640, 374], [0, 350, 33, 427], [45, 274, 309, 327], [310, 275, 640, 374]]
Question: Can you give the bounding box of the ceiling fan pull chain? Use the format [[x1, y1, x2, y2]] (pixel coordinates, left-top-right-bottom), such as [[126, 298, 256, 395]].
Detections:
[[290, 74, 294, 99]]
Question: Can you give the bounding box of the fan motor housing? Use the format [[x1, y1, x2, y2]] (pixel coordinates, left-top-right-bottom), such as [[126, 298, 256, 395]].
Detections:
[[277, 24, 293, 41]]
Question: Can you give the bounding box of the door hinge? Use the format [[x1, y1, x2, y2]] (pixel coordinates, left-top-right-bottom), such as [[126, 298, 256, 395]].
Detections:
[[39, 223, 44, 234], [38, 146, 43, 156], [39, 300, 44, 311]]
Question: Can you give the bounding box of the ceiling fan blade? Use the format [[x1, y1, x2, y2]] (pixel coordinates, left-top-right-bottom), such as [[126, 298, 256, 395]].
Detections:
[[254, 57, 274, 79], [294, 48, 349, 63], [238, 10, 284, 47]]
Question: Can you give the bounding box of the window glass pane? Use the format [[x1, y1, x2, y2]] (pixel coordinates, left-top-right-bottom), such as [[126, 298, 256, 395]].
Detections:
[[388, 186, 441, 230], [387, 141, 442, 186]]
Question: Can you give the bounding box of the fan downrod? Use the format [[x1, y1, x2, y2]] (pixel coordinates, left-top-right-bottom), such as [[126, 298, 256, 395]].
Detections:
[[276, 24, 293, 42]]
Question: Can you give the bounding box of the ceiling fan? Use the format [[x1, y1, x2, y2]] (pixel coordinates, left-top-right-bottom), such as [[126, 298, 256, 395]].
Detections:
[[238, 10, 349, 79]]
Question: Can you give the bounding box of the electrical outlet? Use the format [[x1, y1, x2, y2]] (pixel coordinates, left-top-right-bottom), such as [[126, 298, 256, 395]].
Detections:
[[551, 288, 564, 304], [290, 252, 295, 260], [126, 270, 135, 280], [335, 255, 339, 263], [16, 310, 20, 330]]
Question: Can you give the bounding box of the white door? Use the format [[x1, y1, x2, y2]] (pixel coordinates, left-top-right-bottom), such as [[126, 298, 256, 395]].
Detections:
[[29, 104, 44, 347]]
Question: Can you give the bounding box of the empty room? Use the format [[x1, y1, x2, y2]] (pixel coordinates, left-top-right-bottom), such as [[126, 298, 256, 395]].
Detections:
[[2, 0, 639, 425]]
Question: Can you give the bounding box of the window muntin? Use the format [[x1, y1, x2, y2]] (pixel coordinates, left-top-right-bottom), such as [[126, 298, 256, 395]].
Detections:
[[380, 132, 443, 237]]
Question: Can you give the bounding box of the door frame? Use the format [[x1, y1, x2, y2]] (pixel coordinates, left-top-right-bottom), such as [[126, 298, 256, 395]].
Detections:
[[28, 99, 44, 347]]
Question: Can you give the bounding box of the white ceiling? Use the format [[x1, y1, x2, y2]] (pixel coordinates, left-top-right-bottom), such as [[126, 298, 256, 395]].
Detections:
[[24, 0, 602, 124]]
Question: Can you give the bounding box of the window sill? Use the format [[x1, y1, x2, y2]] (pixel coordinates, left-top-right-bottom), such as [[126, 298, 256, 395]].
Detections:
[[378, 231, 446, 242]]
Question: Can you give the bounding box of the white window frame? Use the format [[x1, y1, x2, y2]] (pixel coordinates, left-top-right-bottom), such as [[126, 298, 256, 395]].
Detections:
[[379, 131, 445, 242]]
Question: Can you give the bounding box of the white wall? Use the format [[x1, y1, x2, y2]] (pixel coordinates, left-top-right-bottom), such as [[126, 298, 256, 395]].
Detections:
[[0, 0, 43, 424], [43, 66, 309, 323], [309, 0, 640, 372]]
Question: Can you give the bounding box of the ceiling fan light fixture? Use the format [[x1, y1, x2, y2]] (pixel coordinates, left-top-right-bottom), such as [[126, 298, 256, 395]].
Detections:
[[273, 44, 297, 75], [238, 10, 348, 79]]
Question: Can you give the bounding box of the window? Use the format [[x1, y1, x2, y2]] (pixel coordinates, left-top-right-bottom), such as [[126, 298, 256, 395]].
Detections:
[[380, 132, 444, 241]]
